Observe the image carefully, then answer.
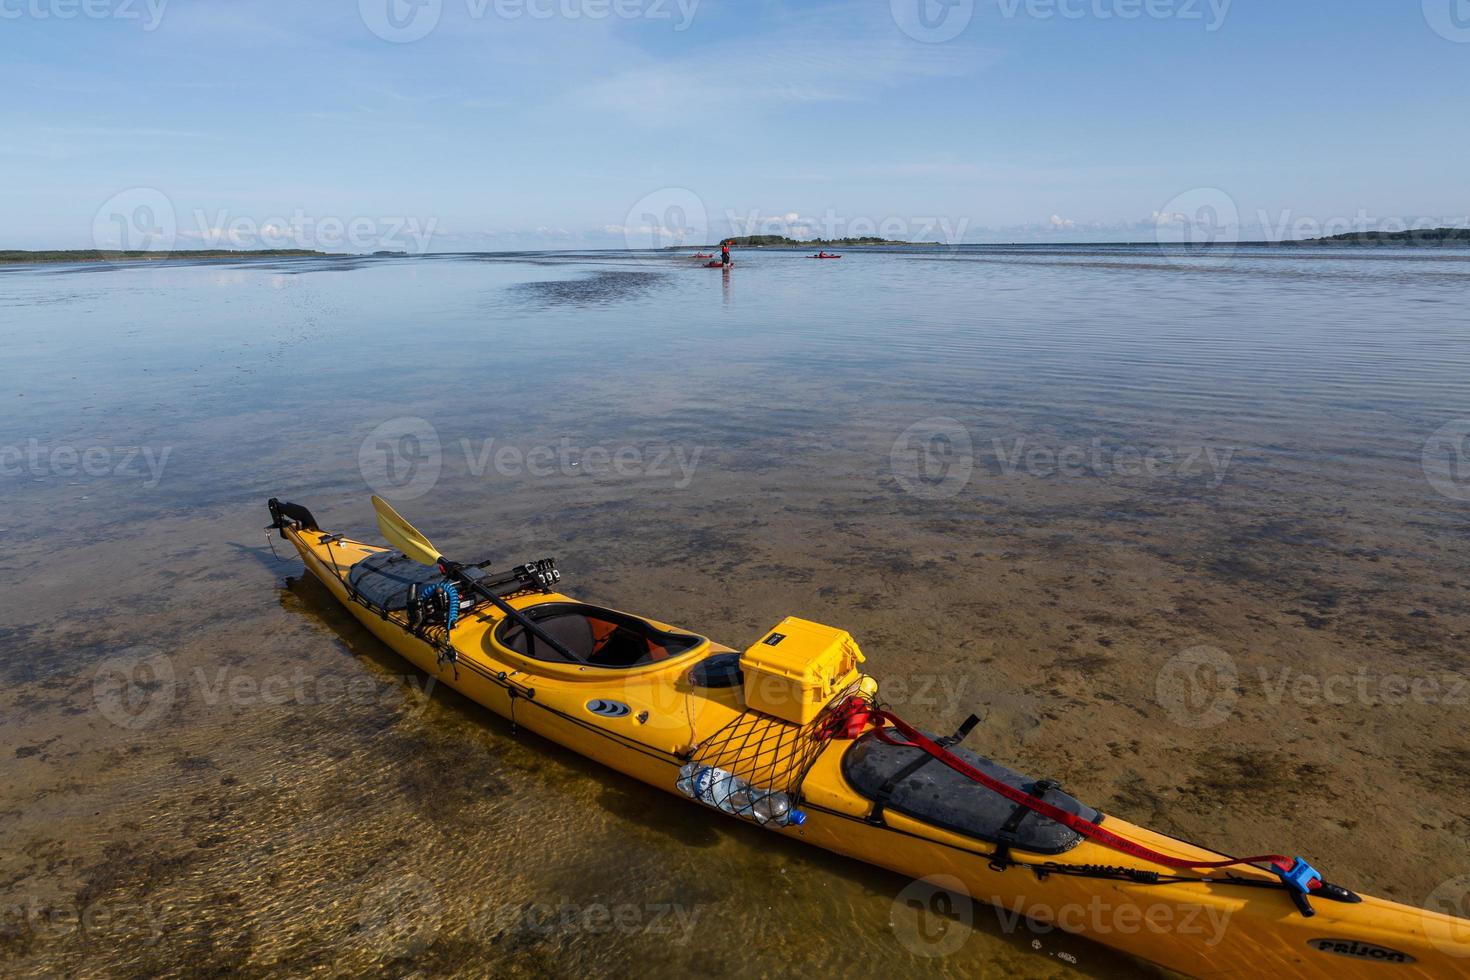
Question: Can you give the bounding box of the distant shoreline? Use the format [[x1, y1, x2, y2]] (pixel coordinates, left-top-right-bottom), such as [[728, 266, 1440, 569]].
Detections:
[[6, 229, 1470, 267], [687, 227, 1470, 250]]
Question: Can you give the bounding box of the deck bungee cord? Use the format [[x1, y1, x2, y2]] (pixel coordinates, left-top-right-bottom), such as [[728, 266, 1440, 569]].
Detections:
[[813, 696, 1358, 916]]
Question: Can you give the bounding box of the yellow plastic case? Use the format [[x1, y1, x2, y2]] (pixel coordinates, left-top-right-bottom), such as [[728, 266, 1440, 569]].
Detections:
[[740, 616, 865, 725]]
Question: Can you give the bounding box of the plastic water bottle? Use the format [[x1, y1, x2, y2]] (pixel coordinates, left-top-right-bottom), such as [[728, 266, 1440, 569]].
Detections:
[[677, 763, 748, 813], [750, 790, 806, 827], [677, 763, 807, 827]]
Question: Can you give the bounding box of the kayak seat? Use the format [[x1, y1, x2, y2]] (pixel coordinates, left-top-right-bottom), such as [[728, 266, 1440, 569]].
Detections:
[[496, 602, 704, 669], [841, 729, 1101, 855]]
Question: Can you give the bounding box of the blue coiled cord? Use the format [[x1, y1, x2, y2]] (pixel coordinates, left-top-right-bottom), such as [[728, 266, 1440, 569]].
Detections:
[[419, 582, 460, 632]]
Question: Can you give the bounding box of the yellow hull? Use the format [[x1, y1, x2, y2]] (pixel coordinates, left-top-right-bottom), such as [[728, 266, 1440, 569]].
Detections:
[[281, 521, 1470, 978]]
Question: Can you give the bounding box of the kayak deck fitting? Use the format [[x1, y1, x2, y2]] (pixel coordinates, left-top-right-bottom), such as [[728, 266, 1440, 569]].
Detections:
[[266, 497, 1470, 978]]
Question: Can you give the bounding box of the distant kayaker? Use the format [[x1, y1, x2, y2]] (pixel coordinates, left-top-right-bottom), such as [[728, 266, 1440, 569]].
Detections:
[[720, 242, 732, 267]]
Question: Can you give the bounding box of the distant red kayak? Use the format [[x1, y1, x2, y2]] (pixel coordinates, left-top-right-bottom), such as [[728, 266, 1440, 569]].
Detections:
[[809, 254, 842, 259], [693, 253, 713, 258]]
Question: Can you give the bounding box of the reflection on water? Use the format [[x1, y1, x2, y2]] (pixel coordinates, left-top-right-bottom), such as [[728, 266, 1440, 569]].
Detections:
[[3, 246, 1470, 977]]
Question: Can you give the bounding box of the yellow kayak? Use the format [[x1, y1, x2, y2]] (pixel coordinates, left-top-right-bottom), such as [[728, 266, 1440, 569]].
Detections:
[[268, 497, 1470, 977]]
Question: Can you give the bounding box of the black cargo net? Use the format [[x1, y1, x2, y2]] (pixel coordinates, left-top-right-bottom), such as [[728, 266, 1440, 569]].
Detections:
[[683, 682, 862, 802]]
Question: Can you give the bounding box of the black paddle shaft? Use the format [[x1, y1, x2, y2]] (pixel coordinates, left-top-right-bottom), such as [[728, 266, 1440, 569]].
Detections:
[[438, 559, 577, 662]]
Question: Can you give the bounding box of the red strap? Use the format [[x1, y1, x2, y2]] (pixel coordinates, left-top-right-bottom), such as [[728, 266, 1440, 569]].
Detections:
[[870, 709, 1290, 872]]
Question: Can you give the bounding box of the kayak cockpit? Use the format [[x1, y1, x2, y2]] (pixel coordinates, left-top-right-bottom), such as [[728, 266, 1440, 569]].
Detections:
[[495, 602, 705, 668]]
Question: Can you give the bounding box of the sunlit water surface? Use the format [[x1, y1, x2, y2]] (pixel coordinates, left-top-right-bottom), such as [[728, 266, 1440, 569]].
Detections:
[[3, 246, 1469, 977]]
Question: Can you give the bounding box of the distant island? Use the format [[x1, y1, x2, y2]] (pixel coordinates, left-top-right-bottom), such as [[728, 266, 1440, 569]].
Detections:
[[1297, 227, 1470, 246], [713, 235, 938, 248], [0, 249, 330, 265]]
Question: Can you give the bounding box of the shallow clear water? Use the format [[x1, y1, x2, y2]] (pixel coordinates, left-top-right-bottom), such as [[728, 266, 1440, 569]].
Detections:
[[3, 246, 1470, 976]]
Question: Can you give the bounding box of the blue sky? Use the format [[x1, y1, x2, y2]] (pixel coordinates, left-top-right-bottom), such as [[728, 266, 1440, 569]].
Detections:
[[4, 0, 1468, 250]]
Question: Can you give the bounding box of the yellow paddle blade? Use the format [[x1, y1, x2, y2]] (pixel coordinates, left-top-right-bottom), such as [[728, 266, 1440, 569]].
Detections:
[[370, 495, 442, 567]]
